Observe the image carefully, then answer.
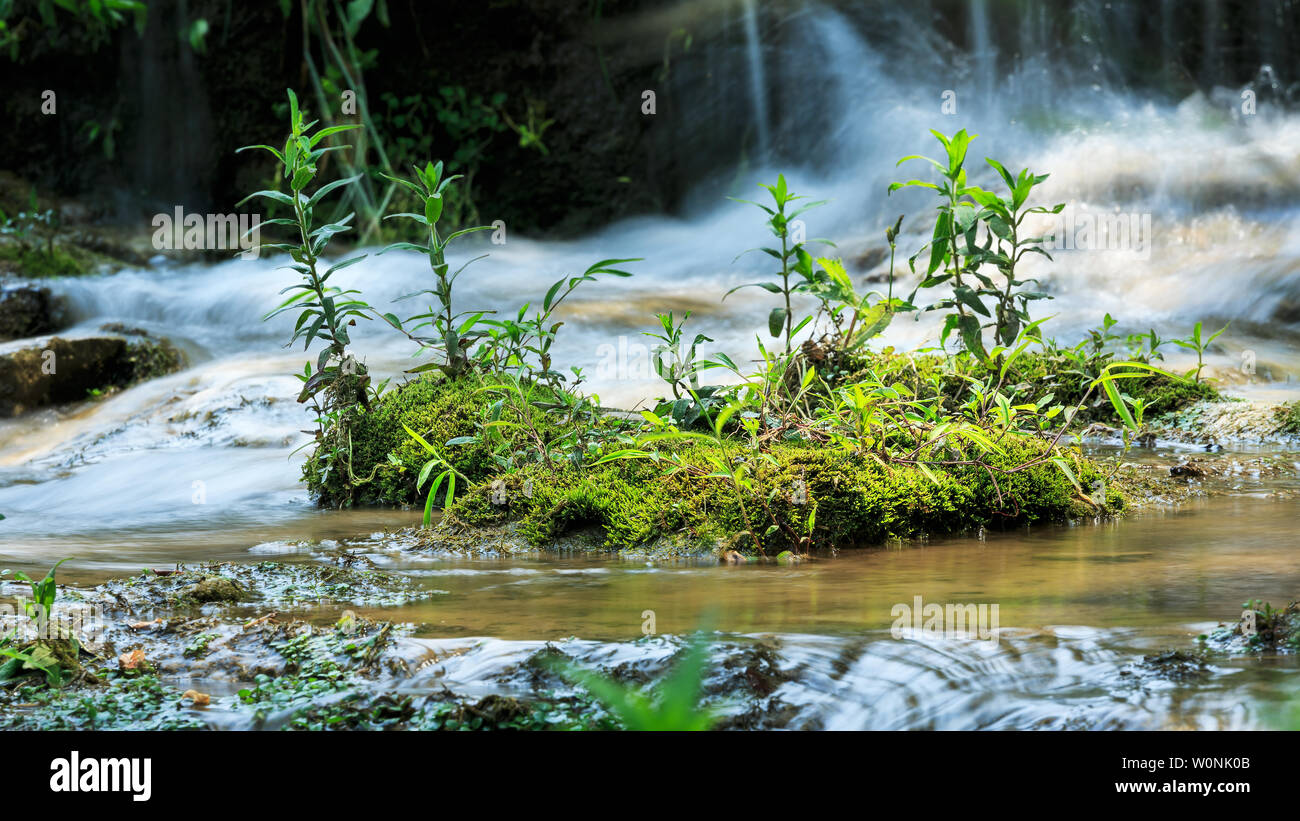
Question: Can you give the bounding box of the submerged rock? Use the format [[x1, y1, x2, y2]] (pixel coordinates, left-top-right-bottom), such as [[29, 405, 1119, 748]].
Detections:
[[186, 576, 247, 603], [1136, 650, 1211, 682], [0, 334, 184, 416]]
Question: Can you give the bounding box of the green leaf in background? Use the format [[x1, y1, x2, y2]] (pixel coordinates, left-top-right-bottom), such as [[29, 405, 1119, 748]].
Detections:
[[768, 306, 787, 338]]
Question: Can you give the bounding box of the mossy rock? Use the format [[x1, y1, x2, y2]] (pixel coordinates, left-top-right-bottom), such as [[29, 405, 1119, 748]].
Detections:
[[1011, 352, 1218, 423], [305, 374, 562, 508], [90, 561, 438, 610], [0, 286, 65, 341], [186, 576, 246, 603], [444, 437, 1121, 554], [0, 335, 185, 416]]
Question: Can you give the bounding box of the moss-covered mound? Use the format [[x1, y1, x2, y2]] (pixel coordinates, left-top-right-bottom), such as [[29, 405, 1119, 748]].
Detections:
[[838, 347, 1217, 427], [305, 375, 562, 508], [1013, 352, 1218, 421], [440, 438, 1123, 555]]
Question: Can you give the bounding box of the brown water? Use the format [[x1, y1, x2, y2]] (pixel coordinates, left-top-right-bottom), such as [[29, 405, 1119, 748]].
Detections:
[[165, 479, 1294, 731], [344, 494, 1300, 641]]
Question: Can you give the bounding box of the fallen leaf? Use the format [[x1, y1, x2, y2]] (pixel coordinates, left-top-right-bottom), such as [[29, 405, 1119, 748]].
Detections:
[[126, 618, 163, 631], [118, 649, 147, 670], [181, 689, 210, 707]]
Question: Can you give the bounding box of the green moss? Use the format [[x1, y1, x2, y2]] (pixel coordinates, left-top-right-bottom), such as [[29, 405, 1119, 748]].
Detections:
[[1129, 373, 1219, 418], [446, 437, 1119, 554], [1013, 352, 1217, 422], [305, 374, 561, 508], [839, 348, 1218, 426], [124, 337, 185, 382], [1276, 402, 1300, 435], [0, 241, 105, 277]]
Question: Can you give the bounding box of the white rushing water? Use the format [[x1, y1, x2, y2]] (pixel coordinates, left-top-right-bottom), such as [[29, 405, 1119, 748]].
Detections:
[[3, 1, 1300, 559]]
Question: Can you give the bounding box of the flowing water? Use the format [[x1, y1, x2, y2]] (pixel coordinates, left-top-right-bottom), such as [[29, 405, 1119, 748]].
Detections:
[[2, 0, 1300, 728]]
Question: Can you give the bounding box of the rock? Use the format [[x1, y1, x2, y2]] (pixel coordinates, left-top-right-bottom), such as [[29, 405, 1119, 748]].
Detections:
[[0, 335, 185, 417], [1170, 462, 1208, 478], [0, 336, 128, 416], [186, 576, 246, 604], [0, 286, 65, 341]]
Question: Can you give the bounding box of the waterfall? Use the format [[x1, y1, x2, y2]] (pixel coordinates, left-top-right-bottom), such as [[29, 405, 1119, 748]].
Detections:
[[741, 0, 771, 160], [968, 0, 995, 109]]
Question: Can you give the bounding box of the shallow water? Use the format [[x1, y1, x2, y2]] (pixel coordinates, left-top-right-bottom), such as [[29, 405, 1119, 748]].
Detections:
[[353, 494, 1300, 640]]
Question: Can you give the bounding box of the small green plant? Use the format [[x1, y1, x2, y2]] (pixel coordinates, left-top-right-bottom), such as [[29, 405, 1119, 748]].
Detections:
[[891, 130, 1062, 358], [964, 159, 1063, 348], [402, 422, 468, 527], [884, 213, 903, 304], [11, 557, 70, 622], [377, 160, 494, 378], [1171, 321, 1228, 384], [501, 97, 554, 156], [550, 632, 717, 730], [239, 88, 372, 417], [890, 129, 987, 357], [478, 258, 637, 387], [727, 174, 831, 356], [183, 633, 219, 659], [0, 558, 76, 687], [809, 256, 898, 352], [643, 310, 712, 400]]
